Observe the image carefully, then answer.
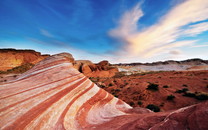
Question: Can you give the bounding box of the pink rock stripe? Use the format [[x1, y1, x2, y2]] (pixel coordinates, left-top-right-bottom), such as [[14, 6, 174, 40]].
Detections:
[[0, 53, 131, 130], [0, 53, 207, 130]]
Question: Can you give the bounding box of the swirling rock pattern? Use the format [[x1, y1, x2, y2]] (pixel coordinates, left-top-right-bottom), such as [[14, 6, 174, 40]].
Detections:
[[0, 53, 208, 130], [0, 53, 131, 130]]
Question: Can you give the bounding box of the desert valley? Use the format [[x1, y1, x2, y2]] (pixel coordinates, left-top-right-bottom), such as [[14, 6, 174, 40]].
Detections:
[[0, 49, 208, 129], [1, 0, 208, 129]]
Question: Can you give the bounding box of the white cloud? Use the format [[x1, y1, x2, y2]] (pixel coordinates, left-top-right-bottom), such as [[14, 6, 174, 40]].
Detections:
[[169, 50, 182, 55], [40, 29, 54, 38], [109, 0, 208, 58], [109, 3, 143, 39], [183, 22, 208, 36], [191, 44, 208, 48]]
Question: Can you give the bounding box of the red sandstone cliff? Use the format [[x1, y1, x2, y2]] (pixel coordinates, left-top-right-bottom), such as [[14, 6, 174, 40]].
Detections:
[[74, 60, 118, 77], [0, 49, 49, 71]]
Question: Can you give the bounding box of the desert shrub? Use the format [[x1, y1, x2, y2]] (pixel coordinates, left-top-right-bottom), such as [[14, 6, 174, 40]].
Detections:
[[115, 89, 121, 92], [195, 93, 208, 100], [183, 91, 196, 97], [182, 84, 188, 87], [138, 101, 143, 105], [108, 83, 113, 87], [99, 85, 105, 88], [163, 85, 169, 88], [182, 88, 189, 92], [146, 83, 159, 91], [167, 95, 175, 100], [160, 102, 165, 107], [113, 72, 126, 78], [114, 95, 118, 98], [175, 88, 189, 93], [0, 63, 34, 74], [146, 104, 160, 112], [129, 102, 135, 106], [175, 90, 183, 93]]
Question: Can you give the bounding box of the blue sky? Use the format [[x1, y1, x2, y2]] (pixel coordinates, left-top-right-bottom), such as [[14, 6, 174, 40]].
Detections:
[[0, 0, 208, 63]]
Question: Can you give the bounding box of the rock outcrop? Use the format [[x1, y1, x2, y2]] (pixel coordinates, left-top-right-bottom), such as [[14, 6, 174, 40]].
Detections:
[[0, 49, 49, 71], [74, 60, 118, 77], [115, 58, 208, 73], [0, 53, 207, 130]]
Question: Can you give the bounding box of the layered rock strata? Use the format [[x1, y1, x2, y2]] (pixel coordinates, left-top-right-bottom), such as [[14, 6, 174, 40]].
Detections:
[[0, 49, 49, 71], [0, 53, 207, 130]]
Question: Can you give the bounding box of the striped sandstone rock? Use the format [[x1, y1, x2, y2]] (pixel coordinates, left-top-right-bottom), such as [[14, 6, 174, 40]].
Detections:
[[0, 53, 208, 130], [0, 53, 131, 130]]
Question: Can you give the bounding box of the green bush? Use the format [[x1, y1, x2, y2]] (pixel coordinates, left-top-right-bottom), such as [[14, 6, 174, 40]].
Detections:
[[163, 85, 169, 88], [138, 101, 143, 105], [146, 104, 160, 112], [182, 84, 188, 87], [195, 93, 208, 100], [0, 63, 34, 74], [146, 83, 159, 91], [183, 91, 196, 97], [108, 83, 113, 86], [99, 85, 105, 88], [167, 95, 175, 100], [129, 102, 135, 106], [175, 88, 189, 93]]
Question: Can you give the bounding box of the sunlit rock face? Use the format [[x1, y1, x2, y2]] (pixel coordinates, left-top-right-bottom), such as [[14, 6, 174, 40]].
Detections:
[[0, 53, 207, 130], [74, 60, 118, 78], [0, 53, 131, 130], [0, 49, 49, 71]]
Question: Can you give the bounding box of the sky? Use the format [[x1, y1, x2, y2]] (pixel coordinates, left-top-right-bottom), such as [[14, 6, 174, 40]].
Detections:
[[0, 0, 208, 63]]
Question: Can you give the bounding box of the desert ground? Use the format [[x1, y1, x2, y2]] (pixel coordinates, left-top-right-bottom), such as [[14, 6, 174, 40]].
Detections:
[[91, 70, 208, 111]]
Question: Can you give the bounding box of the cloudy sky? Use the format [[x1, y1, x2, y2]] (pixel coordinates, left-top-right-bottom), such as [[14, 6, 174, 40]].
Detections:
[[0, 0, 208, 63]]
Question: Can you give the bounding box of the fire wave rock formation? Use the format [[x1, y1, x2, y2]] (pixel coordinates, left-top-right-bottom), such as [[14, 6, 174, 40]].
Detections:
[[0, 53, 208, 130], [0, 53, 132, 130]]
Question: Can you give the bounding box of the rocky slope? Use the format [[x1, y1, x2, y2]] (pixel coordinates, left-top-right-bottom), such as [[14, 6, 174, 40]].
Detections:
[[115, 59, 208, 74], [0, 49, 49, 71], [74, 60, 118, 77], [0, 53, 207, 130], [0, 49, 118, 77], [93, 70, 208, 111]]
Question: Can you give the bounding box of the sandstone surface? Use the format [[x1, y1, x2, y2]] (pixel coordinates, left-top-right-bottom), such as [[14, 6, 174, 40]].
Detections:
[[0, 53, 207, 130], [74, 60, 118, 77], [0, 49, 49, 71]]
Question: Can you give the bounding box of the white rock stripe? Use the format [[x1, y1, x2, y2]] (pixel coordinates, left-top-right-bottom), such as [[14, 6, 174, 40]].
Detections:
[[0, 53, 132, 130]]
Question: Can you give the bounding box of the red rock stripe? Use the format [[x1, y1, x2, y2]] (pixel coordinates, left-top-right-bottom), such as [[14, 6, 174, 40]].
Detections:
[[116, 100, 130, 113], [0, 73, 81, 100], [0, 77, 85, 119], [1, 61, 72, 85], [75, 89, 114, 128], [0, 76, 85, 115], [30, 59, 70, 72], [1, 67, 61, 85], [53, 82, 95, 129], [3, 77, 88, 130]]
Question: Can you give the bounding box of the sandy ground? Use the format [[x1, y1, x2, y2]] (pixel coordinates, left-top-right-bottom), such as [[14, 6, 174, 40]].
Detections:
[[92, 70, 208, 111]]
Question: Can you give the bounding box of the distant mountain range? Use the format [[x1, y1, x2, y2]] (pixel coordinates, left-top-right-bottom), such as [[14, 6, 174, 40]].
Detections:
[[114, 59, 208, 73]]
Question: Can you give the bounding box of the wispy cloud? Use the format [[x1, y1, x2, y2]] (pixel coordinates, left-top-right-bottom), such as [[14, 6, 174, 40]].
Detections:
[[109, 3, 143, 39], [169, 50, 182, 55], [191, 44, 208, 48], [183, 22, 208, 36], [109, 0, 208, 58], [40, 29, 54, 38]]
